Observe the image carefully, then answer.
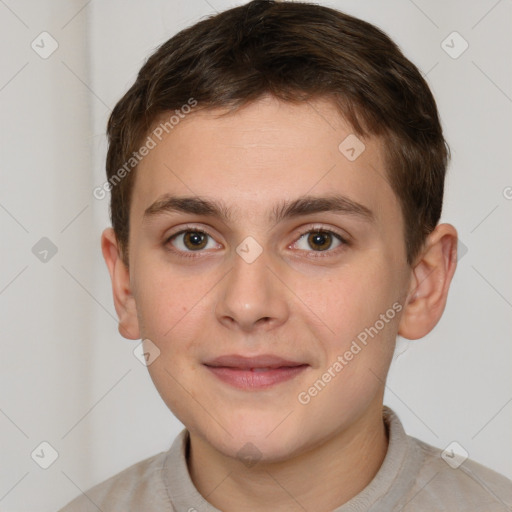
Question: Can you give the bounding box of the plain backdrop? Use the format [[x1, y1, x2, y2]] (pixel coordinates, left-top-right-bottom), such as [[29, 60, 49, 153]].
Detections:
[[0, 0, 511, 510]]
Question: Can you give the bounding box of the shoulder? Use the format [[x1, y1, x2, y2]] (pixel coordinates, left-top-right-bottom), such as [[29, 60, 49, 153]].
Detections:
[[57, 450, 171, 512], [403, 436, 512, 511]]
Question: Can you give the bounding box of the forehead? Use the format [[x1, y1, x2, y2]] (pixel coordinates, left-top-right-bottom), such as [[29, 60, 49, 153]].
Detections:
[[131, 95, 399, 226]]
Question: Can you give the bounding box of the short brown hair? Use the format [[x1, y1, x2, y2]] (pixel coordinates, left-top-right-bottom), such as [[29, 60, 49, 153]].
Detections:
[[106, 0, 449, 265]]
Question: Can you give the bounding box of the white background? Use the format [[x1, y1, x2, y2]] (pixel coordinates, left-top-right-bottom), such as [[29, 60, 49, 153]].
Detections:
[[0, 0, 511, 510]]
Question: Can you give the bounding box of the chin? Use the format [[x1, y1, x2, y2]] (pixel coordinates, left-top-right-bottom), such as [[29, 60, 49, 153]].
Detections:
[[201, 415, 309, 464]]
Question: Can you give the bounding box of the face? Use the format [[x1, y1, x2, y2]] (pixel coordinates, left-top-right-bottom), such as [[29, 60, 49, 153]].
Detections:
[[124, 95, 412, 462]]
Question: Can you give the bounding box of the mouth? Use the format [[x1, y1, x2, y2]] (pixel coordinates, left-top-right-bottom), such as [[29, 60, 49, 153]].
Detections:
[[203, 354, 309, 390]]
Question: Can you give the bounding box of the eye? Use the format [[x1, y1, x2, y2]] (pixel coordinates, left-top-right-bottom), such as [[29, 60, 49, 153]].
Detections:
[[167, 229, 220, 253], [293, 229, 346, 253]]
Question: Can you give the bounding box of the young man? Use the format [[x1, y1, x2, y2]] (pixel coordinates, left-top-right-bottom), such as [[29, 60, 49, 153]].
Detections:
[[60, 1, 512, 510]]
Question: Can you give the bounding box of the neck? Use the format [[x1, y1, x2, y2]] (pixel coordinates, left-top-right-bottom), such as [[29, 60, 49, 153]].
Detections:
[[187, 406, 389, 512]]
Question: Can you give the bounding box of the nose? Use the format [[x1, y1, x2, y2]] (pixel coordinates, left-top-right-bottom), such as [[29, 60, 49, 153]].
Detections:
[[215, 247, 290, 333]]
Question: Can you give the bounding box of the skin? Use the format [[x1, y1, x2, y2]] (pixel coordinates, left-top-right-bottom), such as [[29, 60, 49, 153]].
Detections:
[[102, 95, 457, 511]]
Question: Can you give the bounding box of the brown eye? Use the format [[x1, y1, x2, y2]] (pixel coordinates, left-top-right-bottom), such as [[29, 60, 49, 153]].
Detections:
[[183, 231, 208, 250], [169, 230, 217, 252], [307, 231, 334, 251], [293, 229, 346, 254]]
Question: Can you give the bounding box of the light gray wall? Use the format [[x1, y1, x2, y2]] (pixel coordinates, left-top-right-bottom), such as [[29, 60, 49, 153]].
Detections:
[[1, 1, 510, 510]]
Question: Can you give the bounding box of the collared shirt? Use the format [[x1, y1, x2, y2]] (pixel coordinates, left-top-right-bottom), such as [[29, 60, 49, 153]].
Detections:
[[58, 407, 512, 511]]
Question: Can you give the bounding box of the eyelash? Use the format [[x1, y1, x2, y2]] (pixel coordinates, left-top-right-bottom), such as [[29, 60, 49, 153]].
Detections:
[[164, 225, 350, 259]]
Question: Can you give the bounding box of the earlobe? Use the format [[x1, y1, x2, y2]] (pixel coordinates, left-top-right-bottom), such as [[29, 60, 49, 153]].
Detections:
[[101, 228, 141, 340], [398, 223, 458, 340]]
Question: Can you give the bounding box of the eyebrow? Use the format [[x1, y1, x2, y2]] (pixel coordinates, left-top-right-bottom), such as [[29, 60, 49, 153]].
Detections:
[[143, 194, 374, 225]]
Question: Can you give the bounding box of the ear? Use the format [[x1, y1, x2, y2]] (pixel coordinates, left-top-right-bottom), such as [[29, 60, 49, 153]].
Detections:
[[398, 223, 458, 340], [101, 228, 140, 340]]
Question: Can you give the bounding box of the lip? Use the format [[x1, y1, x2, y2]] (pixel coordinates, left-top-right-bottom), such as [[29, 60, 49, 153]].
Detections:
[[203, 354, 309, 390]]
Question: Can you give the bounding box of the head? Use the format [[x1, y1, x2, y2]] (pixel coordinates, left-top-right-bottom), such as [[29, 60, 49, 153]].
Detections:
[[102, 0, 457, 462]]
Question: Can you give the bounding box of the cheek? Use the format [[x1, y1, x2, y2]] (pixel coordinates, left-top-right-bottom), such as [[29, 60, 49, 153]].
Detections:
[[294, 259, 397, 335], [137, 272, 211, 424], [132, 256, 212, 340], [297, 259, 401, 388]]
